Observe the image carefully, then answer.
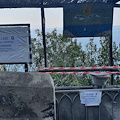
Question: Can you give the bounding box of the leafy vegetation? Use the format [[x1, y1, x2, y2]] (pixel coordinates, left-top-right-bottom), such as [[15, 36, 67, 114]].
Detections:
[[31, 29, 120, 86], [2, 29, 119, 86]]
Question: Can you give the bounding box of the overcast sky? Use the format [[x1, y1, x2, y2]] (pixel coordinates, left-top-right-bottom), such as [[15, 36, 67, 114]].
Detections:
[[0, 7, 120, 47], [0, 8, 63, 29], [0, 7, 119, 29]]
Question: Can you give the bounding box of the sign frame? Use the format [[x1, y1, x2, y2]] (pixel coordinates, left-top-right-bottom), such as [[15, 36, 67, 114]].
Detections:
[[0, 24, 32, 64]]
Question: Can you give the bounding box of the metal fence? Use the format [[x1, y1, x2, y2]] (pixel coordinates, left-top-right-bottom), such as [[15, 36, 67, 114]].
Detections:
[[55, 86, 120, 120]]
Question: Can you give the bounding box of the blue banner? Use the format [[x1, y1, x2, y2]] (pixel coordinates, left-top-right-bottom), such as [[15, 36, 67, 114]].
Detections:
[[63, 3, 114, 37]]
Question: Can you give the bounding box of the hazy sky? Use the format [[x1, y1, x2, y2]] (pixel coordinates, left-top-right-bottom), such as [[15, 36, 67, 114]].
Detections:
[[0, 7, 119, 29], [0, 8, 63, 29]]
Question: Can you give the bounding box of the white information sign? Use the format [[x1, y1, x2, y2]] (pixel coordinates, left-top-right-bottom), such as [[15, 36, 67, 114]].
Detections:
[[0, 36, 18, 52], [0, 25, 32, 64], [80, 91, 102, 106]]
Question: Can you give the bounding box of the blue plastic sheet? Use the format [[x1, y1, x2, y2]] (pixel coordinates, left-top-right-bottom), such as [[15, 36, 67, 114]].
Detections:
[[0, 0, 119, 8]]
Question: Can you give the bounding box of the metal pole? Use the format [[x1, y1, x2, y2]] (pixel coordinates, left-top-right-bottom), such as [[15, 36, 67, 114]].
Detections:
[[109, 5, 114, 85], [41, 7, 47, 67], [25, 63, 28, 72], [37, 68, 119, 72], [109, 35, 113, 85], [109, 36, 113, 66]]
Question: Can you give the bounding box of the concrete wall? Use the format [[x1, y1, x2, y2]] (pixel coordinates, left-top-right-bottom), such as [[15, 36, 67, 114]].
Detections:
[[0, 72, 55, 120]]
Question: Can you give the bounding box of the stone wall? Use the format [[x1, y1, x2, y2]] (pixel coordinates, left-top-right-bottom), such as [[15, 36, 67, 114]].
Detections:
[[0, 72, 55, 120]]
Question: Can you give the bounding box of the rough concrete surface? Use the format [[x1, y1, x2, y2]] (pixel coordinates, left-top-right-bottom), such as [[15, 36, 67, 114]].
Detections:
[[0, 72, 55, 120]]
